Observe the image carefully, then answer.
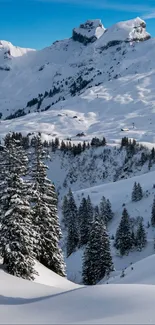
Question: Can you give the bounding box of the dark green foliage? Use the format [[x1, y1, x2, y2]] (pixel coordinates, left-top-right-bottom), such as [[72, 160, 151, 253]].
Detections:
[[136, 219, 147, 250], [114, 208, 132, 255], [151, 196, 155, 227], [66, 189, 79, 257], [132, 182, 143, 202], [121, 137, 129, 147], [99, 196, 114, 224], [78, 198, 91, 246], [31, 134, 66, 276], [0, 138, 35, 280], [27, 98, 38, 107], [91, 137, 106, 147], [62, 195, 69, 229], [82, 217, 113, 285]]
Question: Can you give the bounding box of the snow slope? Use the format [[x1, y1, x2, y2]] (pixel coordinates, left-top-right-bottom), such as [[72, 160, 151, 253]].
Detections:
[[0, 16, 153, 143], [66, 170, 155, 283], [1, 267, 155, 324], [107, 254, 155, 285]]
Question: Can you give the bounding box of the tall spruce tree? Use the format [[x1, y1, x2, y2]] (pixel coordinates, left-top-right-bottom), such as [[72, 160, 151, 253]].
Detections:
[[132, 182, 143, 202], [82, 216, 113, 285], [100, 197, 114, 224], [137, 183, 143, 201], [151, 196, 155, 227], [132, 182, 138, 202], [78, 197, 90, 246], [114, 208, 132, 255], [87, 195, 94, 226], [62, 195, 69, 229], [31, 134, 65, 276], [0, 137, 35, 279], [66, 189, 79, 257], [136, 218, 147, 250]]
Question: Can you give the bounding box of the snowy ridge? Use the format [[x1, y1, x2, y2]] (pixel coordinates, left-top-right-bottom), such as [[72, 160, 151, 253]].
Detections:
[[0, 16, 152, 122], [97, 17, 150, 48]]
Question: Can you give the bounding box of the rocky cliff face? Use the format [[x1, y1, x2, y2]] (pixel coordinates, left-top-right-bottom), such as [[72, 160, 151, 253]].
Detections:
[[72, 19, 105, 45]]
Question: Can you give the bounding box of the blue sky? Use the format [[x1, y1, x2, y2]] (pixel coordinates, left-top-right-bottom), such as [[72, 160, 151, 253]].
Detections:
[[1, 0, 155, 49]]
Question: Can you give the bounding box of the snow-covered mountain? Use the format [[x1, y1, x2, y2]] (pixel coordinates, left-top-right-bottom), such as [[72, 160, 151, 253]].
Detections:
[[2, 17, 155, 324], [0, 18, 151, 118]]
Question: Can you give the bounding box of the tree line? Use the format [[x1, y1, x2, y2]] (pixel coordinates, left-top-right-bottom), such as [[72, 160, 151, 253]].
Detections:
[[62, 190, 114, 285], [0, 132, 65, 280]]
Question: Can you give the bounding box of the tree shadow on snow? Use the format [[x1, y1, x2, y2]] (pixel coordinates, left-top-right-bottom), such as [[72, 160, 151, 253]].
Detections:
[[0, 286, 85, 306]]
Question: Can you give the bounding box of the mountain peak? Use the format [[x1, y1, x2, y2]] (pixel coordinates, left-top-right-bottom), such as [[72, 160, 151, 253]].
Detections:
[[97, 17, 151, 49], [72, 19, 106, 45]]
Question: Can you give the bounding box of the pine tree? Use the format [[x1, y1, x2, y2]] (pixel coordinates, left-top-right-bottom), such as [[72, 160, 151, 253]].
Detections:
[[114, 208, 132, 255], [132, 182, 143, 202], [136, 218, 147, 250], [66, 189, 79, 257], [132, 182, 138, 202], [78, 198, 90, 246], [62, 195, 69, 229], [137, 183, 143, 201], [99, 196, 107, 223], [31, 134, 65, 276], [0, 138, 35, 279], [151, 196, 155, 227], [86, 195, 94, 226], [106, 199, 114, 222], [100, 196, 114, 224], [82, 217, 113, 285]]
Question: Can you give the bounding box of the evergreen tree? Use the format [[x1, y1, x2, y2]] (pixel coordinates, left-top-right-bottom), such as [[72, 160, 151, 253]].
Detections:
[[100, 196, 114, 224], [0, 138, 35, 279], [114, 208, 132, 255], [132, 182, 138, 202], [82, 217, 113, 285], [86, 195, 94, 226], [62, 195, 69, 229], [78, 198, 89, 246], [31, 134, 65, 276], [137, 183, 143, 201], [151, 196, 155, 227], [66, 189, 79, 257], [136, 219, 147, 250], [99, 196, 107, 223]]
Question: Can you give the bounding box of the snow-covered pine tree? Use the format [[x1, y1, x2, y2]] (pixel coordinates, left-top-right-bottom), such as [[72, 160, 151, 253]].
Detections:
[[0, 137, 35, 280], [66, 189, 79, 257], [99, 195, 107, 223], [136, 218, 147, 250], [114, 208, 132, 255], [94, 205, 100, 218], [82, 216, 113, 285], [106, 199, 114, 222], [86, 195, 94, 226], [137, 183, 143, 201], [62, 195, 69, 229], [78, 197, 90, 246], [31, 133, 66, 276], [132, 182, 138, 202], [151, 196, 155, 227], [99, 196, 114, 225]]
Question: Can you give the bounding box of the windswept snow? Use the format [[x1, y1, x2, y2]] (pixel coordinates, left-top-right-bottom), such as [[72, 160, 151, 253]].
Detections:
[[97, 17, 150, 48], [1, 267, 155, 324], [107, 254, 155, 285]]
